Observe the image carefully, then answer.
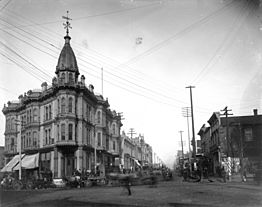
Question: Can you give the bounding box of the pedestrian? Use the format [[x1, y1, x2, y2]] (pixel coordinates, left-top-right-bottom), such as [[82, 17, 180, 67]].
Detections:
[[123, 175, 132, 196], [221, 166, 226, 183]]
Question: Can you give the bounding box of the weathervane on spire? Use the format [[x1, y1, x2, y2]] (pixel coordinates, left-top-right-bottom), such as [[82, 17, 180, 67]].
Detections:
[[62, 11, 72, 36]]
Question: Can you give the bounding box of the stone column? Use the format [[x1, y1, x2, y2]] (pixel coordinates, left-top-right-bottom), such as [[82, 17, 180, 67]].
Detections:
[[76, 146, 83, 171], [53, 147, 58, 178], [58, 151, 62, 178]]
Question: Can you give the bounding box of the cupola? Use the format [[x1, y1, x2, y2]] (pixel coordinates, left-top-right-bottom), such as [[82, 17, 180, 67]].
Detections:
[[55, 11, 79, 84]]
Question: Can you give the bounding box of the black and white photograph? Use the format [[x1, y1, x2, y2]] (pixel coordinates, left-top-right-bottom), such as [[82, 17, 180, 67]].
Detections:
[[0, 0, 262, 206]]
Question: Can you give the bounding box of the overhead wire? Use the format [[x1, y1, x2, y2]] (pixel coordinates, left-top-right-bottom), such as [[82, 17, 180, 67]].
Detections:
[[0, 40, 52, 83], [0, 1, 237, 111], [191, 0, 254, 85], [0, 1, 160, 29], [0, 3, 219, 97], [0, 51, 45, 83], [0, 0, 12, 12], [5, 9, 186, 97], [1, 11, 190, 107], [118, 0, 239, 67]]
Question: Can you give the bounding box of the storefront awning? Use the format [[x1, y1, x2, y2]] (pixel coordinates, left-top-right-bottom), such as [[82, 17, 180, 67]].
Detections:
[[13, 153, 39, 170], [135, 159, 142, 167], [1, 154, 25, 172]]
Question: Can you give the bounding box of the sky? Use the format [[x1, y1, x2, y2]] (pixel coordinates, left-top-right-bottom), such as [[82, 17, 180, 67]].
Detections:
[[0, 0, 262, 168]]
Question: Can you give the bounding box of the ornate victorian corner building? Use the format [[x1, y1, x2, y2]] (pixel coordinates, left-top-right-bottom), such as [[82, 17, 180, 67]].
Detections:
[[2, 16, 122, 178]]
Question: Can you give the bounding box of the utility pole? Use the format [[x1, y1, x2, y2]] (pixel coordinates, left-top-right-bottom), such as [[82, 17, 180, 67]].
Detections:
[[15, 118, 23, 180], [128, 128, 136, 139], [220, 106, 233, 157], [186, 86, 196, 159], [179, 131, 184, 160], [101, 68, 104, 97], [182, 107, 192, 156], [238, 122, 244, 181], [220, 106, 233, 182], [94, 122, 97, 175]]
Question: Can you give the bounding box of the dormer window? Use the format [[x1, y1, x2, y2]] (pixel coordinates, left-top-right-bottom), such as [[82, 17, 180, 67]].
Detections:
[[69, 73, 74, 84], [61, 73, 65, 84]]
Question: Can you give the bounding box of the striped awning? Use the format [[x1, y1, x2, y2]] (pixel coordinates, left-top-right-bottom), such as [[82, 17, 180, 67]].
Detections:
[[0, 154, 25, 172], [13, 153, 39, 170]]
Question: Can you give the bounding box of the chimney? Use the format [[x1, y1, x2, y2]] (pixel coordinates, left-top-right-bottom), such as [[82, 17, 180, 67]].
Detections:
[[253, 109, 258, 116], [41, 82, 47, 91], [89, 84, 94, 93], [81, 75, 85, 85], [18, 94, 23, 103]]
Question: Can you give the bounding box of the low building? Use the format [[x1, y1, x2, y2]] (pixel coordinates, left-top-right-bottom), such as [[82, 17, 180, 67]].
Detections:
[[198, 109, 262, 175], [197, 124, 211, 157]]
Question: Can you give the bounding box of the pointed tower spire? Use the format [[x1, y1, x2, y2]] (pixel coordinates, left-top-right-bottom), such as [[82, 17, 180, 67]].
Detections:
[[56, 11, 79, 79]]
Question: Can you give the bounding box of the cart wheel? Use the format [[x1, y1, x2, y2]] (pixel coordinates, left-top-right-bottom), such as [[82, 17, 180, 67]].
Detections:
[[26, 181, 33, 190], [13, 181, 22, 190]]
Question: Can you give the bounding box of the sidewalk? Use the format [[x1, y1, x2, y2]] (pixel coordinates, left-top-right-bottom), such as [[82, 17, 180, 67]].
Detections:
[[198, 174, 262, 191]]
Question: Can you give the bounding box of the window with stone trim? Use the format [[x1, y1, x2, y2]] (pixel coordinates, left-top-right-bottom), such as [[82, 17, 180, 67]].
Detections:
[[45, 129, 48, 145], [68, 97, 73, 113], [97, 111, 101, 124], [49, 105, 52, 119], [61, 97, 66, 113], [69, 123, 73, 140], [112, 123, 116, 135], [69, 73, 74, 83], [97, 132, 102, 146], [57, 99, 60, 114], [244, 128, 253, 142], [61, 73, 65, 84], [33, 108, 38, 122], [45, 106, 48, 120], [33, 131, 37, 147], [11, 118, 15, 130], [61, 124, 65, 140]]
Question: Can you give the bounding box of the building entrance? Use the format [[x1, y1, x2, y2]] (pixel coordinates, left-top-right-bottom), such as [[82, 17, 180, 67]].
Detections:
[[61, 154, 75, 177]]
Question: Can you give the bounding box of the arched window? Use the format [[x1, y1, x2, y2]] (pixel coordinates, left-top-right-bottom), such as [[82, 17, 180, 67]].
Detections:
[[49, 105, 52, 119], [68, 97, 73, 113], [28, 132, 31, 147], [33, 131, 37, 147], [97, 132, 102, 146], [57, 99, 60, 114], [6, 118, 10, 130], [112, 124, 116, 135], [61, 97, 66, 113], [97, 111, 101, 124], [61, 73, 65, 84], [33, 108, 38, 122], [29, 109, 32, 123], [61, 124, 65, 140], [68, 124, 73, 140], [69, 73, 73, 83], [11, 118, 15, 130], [45, 106, 48, 120]]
